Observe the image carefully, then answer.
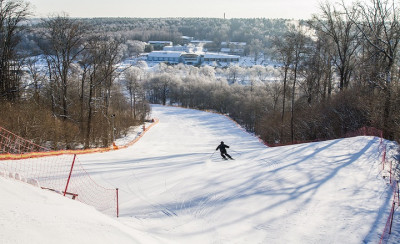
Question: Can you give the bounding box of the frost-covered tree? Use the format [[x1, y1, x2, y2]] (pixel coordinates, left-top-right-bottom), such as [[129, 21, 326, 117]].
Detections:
[[126, 40, 146, 58], [124, 66, 144, 119], [249, 39, 264, 63], [146, 73, 179, 105], [227, 65, 243, 84], [199, 65, 216, 80]]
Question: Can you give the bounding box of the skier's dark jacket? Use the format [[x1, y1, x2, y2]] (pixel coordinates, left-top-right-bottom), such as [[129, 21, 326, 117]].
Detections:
[[216, 142, 229, 153]]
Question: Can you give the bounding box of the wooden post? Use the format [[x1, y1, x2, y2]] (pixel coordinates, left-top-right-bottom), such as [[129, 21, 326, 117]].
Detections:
[[64, 154, 76, 197]]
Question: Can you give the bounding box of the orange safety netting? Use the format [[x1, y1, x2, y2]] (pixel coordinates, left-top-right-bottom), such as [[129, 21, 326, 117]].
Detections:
[[0, 119, 158, 217], [0, 119, 159, 160]]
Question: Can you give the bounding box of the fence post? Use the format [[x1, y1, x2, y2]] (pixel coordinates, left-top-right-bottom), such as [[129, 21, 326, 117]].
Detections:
[[64, 154, 77, 196], [382, 145, 386, 170], [116, 188, 119, 218], [389, 202, 395, 234]]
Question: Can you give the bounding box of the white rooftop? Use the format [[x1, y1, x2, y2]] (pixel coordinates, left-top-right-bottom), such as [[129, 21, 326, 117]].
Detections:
[[147, 51, 184, 58], [221, 41, 247, 46], [204, 53, 240, 59], [190, 40, 213, 44], [147, 51, 239, 60], [149, 41, 173, 44]]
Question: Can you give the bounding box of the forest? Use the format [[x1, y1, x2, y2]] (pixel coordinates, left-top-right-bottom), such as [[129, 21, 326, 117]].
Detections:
[[0, 0, 399, 149]]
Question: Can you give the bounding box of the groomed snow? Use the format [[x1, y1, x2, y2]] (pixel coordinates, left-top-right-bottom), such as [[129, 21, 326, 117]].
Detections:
[[1, 104, 397, 243]]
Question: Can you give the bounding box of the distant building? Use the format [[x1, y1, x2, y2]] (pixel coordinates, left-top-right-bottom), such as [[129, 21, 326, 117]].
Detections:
[[146, 49, 239, 66], [181, 36, 194, 44], [163, 45, 187, 52], [148, 41, 173, 51], [190, 40, 214, 46], [220, 48, 231, 53], [220, 42, 247, 56], [181, 53, 201, 65], [163, 44, 203, 53], [147, 51, 183, 64], [203, 53, 239, 63]]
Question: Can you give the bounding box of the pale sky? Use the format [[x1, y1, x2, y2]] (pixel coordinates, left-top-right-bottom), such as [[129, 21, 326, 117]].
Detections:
[[28, 0, 344, 19]]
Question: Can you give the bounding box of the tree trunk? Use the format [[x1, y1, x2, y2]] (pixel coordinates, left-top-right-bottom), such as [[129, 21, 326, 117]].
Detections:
[[291, 62, 298, 143], [85, 81, 94, 149], [280, 65, 289, 140]]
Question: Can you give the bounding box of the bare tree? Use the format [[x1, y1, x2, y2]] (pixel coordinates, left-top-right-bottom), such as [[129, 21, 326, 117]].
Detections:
[[288, 27, 308, 143], [345, 0, 400, 138], [40, 14, 87, 121], [25, 56, 45, 104], [273, 29, 294, 140], [81, 36, 122, 148], [124, 66, 144, 119], [300, 31, 334, 104], [0, 0, 30, 100], [311, 1, 360, 91]]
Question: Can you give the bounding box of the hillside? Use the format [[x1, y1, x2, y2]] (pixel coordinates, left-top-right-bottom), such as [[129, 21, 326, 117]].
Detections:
[[0, 105, 398, 243]]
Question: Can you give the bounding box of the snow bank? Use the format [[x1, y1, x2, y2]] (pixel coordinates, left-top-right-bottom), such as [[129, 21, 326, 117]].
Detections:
[[0, 177, 161, 244]]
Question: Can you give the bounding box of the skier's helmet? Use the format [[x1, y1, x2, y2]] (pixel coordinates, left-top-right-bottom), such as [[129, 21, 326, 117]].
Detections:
[[221, 141, 224, 144]]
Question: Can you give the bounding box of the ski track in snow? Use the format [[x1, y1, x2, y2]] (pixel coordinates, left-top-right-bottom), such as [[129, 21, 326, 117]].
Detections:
[[2, 104, 398, 244]]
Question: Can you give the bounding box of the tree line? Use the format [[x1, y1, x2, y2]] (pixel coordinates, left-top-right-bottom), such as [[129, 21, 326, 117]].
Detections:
[[24, 17, 290, 60]]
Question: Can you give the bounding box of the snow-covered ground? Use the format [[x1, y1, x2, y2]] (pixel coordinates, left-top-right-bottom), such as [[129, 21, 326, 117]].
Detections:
[[1, 104, 398, 243]]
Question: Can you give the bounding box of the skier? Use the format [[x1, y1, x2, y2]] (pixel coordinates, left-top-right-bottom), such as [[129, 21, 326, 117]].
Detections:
[[216, 141, 233, 160]]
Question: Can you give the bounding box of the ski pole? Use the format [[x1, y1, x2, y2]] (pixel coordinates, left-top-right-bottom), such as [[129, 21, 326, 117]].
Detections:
[[209, 151, 216, 159]]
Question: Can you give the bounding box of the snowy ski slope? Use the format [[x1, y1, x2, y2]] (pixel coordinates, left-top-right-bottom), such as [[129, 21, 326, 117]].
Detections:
[[0, 104, 397, 243]]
